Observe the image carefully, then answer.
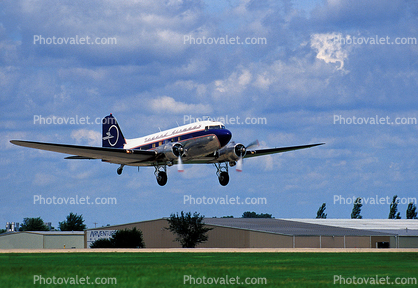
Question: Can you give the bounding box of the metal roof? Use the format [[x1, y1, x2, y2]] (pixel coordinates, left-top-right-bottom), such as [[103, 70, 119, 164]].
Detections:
[[285, 219, 418, 236], [0, 231, 84, 236], [204, 218, 397, 236]]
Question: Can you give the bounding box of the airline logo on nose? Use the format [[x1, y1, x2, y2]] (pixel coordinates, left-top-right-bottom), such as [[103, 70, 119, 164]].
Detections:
[[103, 125, 119, 146]]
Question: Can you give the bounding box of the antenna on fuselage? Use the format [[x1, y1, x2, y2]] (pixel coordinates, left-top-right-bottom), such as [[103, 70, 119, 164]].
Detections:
[[176, 121, 180, 127], [158, 127, 161, 132]]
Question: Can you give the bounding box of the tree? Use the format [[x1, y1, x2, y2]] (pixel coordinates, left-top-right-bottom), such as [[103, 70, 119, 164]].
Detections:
[[111, 228, 145, 248], [166, 211, 213, 248], [19, 217, 50, 231], [242, 211, 272, 218], [59, 212, 86, 231], [90, 228, 145, 248], [388, 195, 401, 219], [90, 238, 114, 248], [351, 197, 363, 219], [316, 203, 327, 219], [406, 203, 418, 219]]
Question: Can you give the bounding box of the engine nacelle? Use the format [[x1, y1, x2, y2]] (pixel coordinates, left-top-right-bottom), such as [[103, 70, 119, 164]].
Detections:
[[156, 142, 185, 161], [216, 142, 246, 162]]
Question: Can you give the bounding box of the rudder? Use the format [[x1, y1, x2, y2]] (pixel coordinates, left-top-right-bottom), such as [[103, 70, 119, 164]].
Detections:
[[102, 114, 126, 148]]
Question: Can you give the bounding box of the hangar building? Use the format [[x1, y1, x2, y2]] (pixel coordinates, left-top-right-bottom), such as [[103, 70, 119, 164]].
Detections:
[[0, 231, 84, 249], [85, 218, 418, 249]]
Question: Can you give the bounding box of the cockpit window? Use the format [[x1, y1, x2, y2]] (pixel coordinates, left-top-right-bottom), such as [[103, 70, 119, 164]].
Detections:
[[205, 124, 225, 130]]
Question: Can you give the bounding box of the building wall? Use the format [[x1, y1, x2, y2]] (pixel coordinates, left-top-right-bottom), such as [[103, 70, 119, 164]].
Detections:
[[44, 235, 84, 249], [344, 236, 370, 248], [0, 233, 43, 249], [85, 219, 181, 248], [84, 219, 418, 249], [295, 236, 320, 248], [248, 231, 292, 248], [399, 236, 418, 248], [371, 236, 392, 248], [200, 226, 250, 248], [320, 236, 345, 248]]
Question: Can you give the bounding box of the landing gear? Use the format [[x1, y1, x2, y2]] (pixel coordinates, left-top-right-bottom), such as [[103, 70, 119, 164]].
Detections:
[[117, 164, 125, 175], [219, 172, 229, 186], [154, 165, 168, 186], [214, 163, 229, 186]]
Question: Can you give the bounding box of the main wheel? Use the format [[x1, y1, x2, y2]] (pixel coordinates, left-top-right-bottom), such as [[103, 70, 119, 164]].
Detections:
[[156, 171, 168, 186], [218, 171, 229, 186]]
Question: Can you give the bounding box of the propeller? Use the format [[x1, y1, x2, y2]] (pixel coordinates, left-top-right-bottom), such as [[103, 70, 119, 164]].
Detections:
[[235, 140, 259, 172], [246, 139, 259, 150], [172, 143, 185, 172], [177, 154, 184, 172]]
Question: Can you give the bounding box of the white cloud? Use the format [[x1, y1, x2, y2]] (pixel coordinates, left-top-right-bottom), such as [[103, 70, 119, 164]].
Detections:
[[214, 69, 252, 95], [310, 32, 349, 70], [149, 96, 213, 114], [71, 129, 101, 146]]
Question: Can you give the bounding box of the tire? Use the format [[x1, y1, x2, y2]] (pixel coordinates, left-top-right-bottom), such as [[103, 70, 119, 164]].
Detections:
[[157, 171, 168, 186], [218, 172, 229, 186]]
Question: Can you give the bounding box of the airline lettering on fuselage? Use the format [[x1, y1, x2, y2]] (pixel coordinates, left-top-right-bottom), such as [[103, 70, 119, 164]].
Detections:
[[144, 124, 202, 143]]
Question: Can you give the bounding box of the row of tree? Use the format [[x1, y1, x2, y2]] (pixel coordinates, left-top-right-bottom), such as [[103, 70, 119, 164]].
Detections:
[[0, 212, 86, 234], [316, 195, 418, 219]]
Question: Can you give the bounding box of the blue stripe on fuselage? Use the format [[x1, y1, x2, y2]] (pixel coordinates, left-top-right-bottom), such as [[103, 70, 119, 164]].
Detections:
[[132, 128, 232, 150]]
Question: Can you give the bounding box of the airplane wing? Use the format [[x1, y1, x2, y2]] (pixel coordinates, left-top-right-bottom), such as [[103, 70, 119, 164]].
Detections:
[[244, 143, 325, 158], [10, 140, 157, 165]]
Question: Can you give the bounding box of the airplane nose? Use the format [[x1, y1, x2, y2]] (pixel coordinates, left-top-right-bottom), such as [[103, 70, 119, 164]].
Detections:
[[217, 129, 232, 147]]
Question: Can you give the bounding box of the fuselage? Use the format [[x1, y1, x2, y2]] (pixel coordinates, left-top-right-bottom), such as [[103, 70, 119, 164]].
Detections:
[[124, 121, 232, 161]]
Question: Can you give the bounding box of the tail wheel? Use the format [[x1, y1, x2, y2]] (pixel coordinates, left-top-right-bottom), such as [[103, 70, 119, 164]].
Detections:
[[218, 171, 229, 186], [117, 165, 124, 175], [157, 171, 168, 186]]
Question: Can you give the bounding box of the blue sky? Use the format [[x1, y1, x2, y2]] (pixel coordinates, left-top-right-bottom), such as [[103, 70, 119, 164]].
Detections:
[[2, 0, 418, 229]]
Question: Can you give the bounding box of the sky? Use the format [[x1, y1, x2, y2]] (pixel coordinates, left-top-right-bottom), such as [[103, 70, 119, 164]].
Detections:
[[2, 0, 418, 229]]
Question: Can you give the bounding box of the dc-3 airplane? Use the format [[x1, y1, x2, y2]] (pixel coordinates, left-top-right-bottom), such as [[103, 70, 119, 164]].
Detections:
[[10, 114, 324, 186]]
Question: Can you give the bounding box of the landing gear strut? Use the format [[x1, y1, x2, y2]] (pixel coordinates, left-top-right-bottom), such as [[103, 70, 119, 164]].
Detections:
[[154, 164, 168, 186], [214, 163, 229, 186], [117, 164, 125, 175]]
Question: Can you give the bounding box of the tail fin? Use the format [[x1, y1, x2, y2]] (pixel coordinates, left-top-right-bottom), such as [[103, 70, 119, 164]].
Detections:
[[102, 114, 126, 148]]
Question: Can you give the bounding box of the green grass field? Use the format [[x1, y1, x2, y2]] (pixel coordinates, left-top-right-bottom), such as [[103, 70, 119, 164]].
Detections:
[[0, 252, 417, 287]]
